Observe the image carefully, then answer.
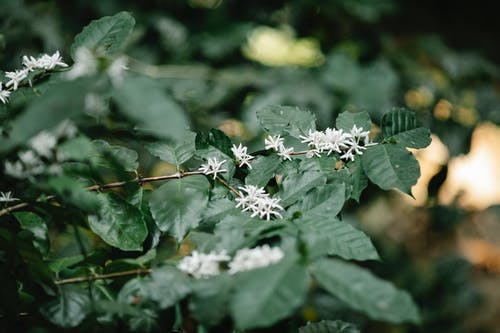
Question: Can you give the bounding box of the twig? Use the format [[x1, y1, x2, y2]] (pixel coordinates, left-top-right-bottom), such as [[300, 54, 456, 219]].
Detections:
[[54, 268, 152, 285], [216, 176, 242, 198]]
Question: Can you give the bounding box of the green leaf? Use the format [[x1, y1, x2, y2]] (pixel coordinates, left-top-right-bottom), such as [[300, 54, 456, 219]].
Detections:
[[299, 320, 360, 333], [279, 171, 326, 206], [89, 193, 148, 251], [245, 155, 282, 187], [13, 212, 49, 257], [0, 78, 93, 154], [195, 129, 234, 157], [43, 175, 101, 211], [190, 274, 232, 326], [40, 285, 90, 328], [70, 11, 135, 58], [335, 111, 371, 133], [257, 105, 316, 138], [92, 139, 138, 171], [145, 132, 196, 166], [381, 108, 431, 148], [58, 136, 95, 162], [148, 266, 190, 309], [348, 158, 368, 202], [113, 76, 189, 140], [310, 258, 420, 323], [361, 144, 420, 195], [149, 175, 209, 242], [230, 260, 309, 329], [301, 184, 346, 218], [298, 216, 379, 261]]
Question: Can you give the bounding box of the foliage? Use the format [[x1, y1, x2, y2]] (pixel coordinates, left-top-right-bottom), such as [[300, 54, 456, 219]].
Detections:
[[1, 1, 498, 332]]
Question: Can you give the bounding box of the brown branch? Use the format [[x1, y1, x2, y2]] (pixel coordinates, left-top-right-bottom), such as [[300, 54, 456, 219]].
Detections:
[[54, 268, 152, 285], [216, 176, 242, 198]]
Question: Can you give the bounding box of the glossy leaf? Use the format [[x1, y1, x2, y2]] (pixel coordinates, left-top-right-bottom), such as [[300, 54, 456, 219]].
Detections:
[[14, 212, 50, 256], [113, 76, 189, 140], [279, 171, 326, 206], [40, 285, 90, 328], [149, 175, 209, 242], [71, 11, 135, 58], [311, 258, 420, 323], [92, 139, 139, 171], [300, 183, 346, 218], [361, 143, 420, 195], [245, 154, 282, 187], [89, 193, 148, 251], [298, 216, 379, 261], [145, 132, 196, 166], [348, 158, 368, 202], [381, 108, 431, 148], [257, 105, 316, 138], [230, 260, 309, 329]]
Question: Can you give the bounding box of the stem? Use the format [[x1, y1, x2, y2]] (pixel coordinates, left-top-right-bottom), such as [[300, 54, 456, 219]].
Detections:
[[216, 176, 242, 198], [54, 268, 152, 285]]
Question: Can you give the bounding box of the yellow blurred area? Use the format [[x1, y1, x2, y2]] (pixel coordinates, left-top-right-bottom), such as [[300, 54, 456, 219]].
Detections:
[[439, 122, 500, 209], [405, 86, 434, 109], [188, 0, 222, 9], [242, 25, 324, 67]]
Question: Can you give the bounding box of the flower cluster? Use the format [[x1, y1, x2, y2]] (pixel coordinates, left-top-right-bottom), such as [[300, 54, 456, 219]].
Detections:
[[235, 185, 284, 220], [264, 135, 293, 160], [299, 125, 375, 161], [0, 51, 67, 104], [198, 157, 227, 179], [228, 245, 285, 274], [231, 143, 254, 168], [177, 250, 230, 278], [177, 245, 285, 278], [4, 120, 77, 178], [0, 191, 20, 203]]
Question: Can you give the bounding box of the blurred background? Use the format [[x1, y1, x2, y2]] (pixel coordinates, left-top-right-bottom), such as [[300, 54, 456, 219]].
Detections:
[[2, 1, 500, 332]]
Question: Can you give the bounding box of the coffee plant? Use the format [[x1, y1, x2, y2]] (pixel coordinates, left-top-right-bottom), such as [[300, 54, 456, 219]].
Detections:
[[0, 12, 432, 332]]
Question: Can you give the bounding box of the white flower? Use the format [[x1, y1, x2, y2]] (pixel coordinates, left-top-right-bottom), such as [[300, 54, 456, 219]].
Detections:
[[264, 135, 284, 151], [235, 185, 284, 220], [228, 245, 284, 274], [340, 149, 355, 161], [0, 191, 20, 203], [37, 51, 68, 70], [18, 150, 40, 166], [54, 120, 77, 138], [22, 55, 42, 71], [323, 128, 350, 154], [0, 83, 11, 104], [106, 56, 128, 85], [5, 69, 29, 91], [30, 131, 57, 158], [277, 145, 293, 161], [231, 143, 254, 169], [65, 48, 97, 80], [4, 161, 25, 178], [199, 157, 227, 179], [349, 125, 370, 139], [177, 250, 230, 278]]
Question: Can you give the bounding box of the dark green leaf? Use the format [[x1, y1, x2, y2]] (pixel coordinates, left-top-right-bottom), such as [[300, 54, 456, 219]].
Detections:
[[145, 132, 196, 166], [310, 258, 420, 323], [148, 266, 190, 309], [190, 274, 232, 326], [14, 212, 49, 256], [89, 193, 148, 251], [335, 111, 371, 133], [348, 158, 368, 202], [149, 175, 209, 242], [58, 136, 95, 161], [361, 144, 420, 195], [92, 139, 138, 171], [381, 108, 431, 148], [195, 129, 234, 157], [230, 260, 309, 329], [299, 320, 360, 333], [113, 76, 189, 140], [245, 154, 282, 187], [71, 11, 135, 58], [300, 184, 345, 218], [257, 105, 316, 138], [279, 171, 326, 206], [43, 175, 101, 211], [298, 216, 379, 261], [40, 285, 90, 328]]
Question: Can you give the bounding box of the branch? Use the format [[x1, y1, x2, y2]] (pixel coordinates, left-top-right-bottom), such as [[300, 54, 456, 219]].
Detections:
[[54, 268, 152, 285]]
